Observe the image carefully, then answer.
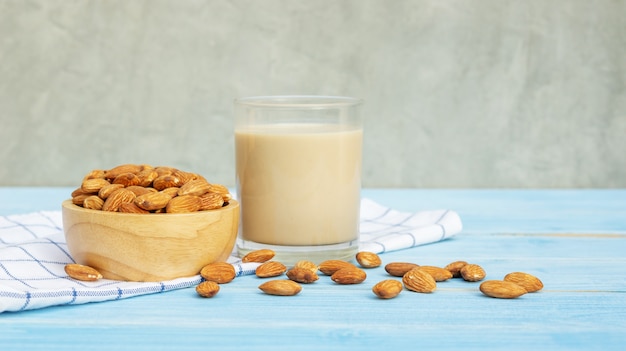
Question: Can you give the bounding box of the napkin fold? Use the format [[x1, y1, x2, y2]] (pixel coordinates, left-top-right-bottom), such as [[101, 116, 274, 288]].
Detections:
[[0, 198, 462, 313]]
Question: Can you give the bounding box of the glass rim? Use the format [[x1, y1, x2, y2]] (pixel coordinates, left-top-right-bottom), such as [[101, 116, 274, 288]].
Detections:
[[234, 95, 363, 109]]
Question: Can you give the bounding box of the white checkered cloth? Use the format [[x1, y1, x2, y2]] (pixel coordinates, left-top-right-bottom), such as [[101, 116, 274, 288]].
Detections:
[[0, 198, 462, 313]]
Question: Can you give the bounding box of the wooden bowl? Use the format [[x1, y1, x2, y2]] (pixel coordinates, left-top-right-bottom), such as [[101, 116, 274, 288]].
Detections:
[[61, 199, 239, 282]]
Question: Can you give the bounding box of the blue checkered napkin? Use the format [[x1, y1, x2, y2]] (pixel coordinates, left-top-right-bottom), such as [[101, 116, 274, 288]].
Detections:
[[358, 198, 463, 253], [0, 199, 462, 313]]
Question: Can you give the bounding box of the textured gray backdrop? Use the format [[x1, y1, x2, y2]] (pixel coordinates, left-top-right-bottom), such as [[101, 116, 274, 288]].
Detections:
[[1, 0, 625, 188]]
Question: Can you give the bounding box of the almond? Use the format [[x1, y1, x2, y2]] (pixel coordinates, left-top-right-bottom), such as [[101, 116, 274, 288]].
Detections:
[[504, 272, 544, 293], [71, 187, 86, 197], [136, 168, 159, 187], [444, 260, 468, 278], [166, 195, 202, 213], [318, 260, 358, 275], [80, 178, 111, 194], [255, 261, 287, 278], [172, 169, 197, 185], [241, 249, 276, 263], [356, 251, 382, 268], [196, 281, 220, 298], [200, 262, 236, 284], [402, 268, 437, 293], [118, 202, 150, 214], [98, 183, 124, 199], [65, 264, 103, 281], [286, 267, 319, 284], [460, 264, 486, 282], [417, 266, 453, 282], [134, 191, 173, 211], [104, 164, 142, 180], [125, 185, 157, 196], [112, 172, 141, 187], [331, 267, 367, 285], [178, 179, 212, 196], [72, 194, 90, 206], [153, 174, 183, 190], [199, 192, 225, 210], [155, 166, 176, 177], [258, 280, 302, 296], [82, 195, 104, 210], [293, 260, 318, 274], [208, 183, 230, 195], [160, 187, 180, 197], [479, 280, 527, 299], [102, 188, 136, 212], [372, 279, 403, 299], [82, 169, 106, 180], [384, 262, 420, 277], [220, 193, 233, 203]]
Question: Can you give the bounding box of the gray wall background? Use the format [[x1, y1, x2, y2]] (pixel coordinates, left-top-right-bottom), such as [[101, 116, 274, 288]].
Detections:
[[1, 0, 624, 188]]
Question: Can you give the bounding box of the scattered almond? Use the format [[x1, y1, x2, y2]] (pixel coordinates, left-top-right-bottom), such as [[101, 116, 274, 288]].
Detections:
[[65, 264, 103, 281], [504, 272, 543, 293], [258, 280, 302, 296], [255, 261, 287, 278], [293, 260, 318, 273], [200, 262, 236, 284], [241, 249, 275, 263], [402, 268, 437, 293], [460, 264, 486, 282], [318, 260, 358, 275], [372, 279, 403, 299], [331, 267, 367, 285], [384, 262, 420, 277], [417, 266, 453, 282], [356, 251, 382, 268], [286, 267, 319, 284], [479, 280, 527, 299], [444, 260, 468, 278], [196, 281, 220, 298]]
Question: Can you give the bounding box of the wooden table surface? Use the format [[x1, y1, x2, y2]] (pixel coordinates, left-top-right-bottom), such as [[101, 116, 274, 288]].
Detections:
[[1, 187, 625, 350]]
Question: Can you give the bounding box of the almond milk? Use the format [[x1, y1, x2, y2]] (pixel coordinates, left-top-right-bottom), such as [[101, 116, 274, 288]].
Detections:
[[235, 123, 362, 247]]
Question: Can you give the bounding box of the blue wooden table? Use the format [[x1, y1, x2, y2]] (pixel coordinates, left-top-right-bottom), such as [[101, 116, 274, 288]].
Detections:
[[1, 187, 625, 350]]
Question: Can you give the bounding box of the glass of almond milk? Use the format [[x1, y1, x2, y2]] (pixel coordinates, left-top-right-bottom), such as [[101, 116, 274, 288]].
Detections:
[[234, 96, 363, 265]]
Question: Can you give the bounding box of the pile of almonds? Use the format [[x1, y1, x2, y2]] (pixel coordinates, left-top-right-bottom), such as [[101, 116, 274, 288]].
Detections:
[[70, 164, 231, 213], [65, 250, 543, 300]]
